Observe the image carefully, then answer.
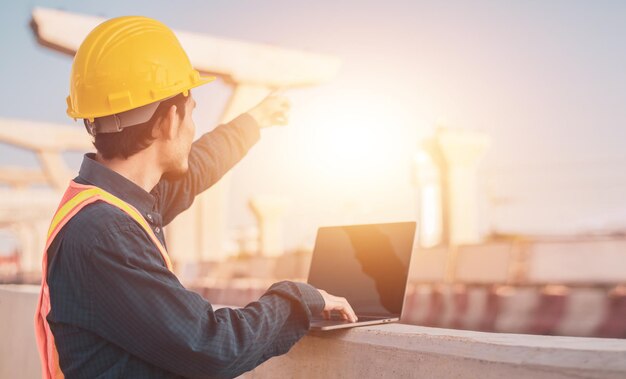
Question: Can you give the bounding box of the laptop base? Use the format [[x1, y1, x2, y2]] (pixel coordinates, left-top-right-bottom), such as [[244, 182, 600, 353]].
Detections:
[[309, 317, 399, 331]]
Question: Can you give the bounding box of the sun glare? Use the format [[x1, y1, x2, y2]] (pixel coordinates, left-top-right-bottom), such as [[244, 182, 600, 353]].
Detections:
[[297, 90, 409, 182]]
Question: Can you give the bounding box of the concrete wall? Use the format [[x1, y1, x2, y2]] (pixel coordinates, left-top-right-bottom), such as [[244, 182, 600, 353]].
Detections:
[[3, 284, 625, 379], [408, 237, 626, 285], [245, 324, 626, 379], [527, 238, 626, 284], [0, 285, 40, 379]]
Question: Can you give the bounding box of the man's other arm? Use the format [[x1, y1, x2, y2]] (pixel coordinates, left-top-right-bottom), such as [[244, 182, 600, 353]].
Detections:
[[88, 224, 325, 378]]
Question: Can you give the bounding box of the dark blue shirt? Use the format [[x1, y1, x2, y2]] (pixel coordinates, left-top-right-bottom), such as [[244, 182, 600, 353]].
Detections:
[[46, 113, 325, 379]]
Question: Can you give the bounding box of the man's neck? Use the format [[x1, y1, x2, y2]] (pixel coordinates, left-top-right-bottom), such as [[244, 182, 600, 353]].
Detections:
[[95, 151, 163, 193]]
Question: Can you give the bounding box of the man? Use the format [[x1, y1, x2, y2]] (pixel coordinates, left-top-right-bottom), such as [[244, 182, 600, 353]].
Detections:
[[35, 15, 357, 378]]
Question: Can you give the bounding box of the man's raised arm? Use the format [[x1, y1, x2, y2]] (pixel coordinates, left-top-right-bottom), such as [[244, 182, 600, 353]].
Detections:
[[155, 93, 290, 225]]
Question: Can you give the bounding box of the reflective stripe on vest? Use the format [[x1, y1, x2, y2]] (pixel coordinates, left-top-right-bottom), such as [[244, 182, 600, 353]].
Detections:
[[34, 180, 174, 378]]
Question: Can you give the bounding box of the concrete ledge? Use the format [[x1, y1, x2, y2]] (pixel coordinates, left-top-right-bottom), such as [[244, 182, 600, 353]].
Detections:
[[246, 321, 626, 378], [3, 285, 625, 379]]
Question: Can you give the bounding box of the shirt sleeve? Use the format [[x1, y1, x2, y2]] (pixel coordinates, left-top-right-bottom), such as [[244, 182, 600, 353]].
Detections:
[[87, 224, 325, 379], [154, 112, 261, 226]]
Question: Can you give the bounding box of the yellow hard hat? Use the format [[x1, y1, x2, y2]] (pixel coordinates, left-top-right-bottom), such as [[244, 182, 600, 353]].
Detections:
[[67, 16, 215, 122]]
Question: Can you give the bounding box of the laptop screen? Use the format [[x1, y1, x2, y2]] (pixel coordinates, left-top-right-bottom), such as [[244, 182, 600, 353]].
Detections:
[[307, 222, 416, 317]]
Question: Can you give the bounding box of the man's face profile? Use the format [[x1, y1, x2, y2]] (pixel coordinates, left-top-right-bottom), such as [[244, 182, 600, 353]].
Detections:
[[162, 93, 197, 180]]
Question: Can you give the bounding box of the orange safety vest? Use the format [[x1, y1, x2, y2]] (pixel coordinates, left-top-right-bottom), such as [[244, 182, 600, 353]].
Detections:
[[34, 180, 174, 379]]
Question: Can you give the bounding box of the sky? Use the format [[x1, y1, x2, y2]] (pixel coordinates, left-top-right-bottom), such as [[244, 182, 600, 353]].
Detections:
[[1, 0, 626, 250]]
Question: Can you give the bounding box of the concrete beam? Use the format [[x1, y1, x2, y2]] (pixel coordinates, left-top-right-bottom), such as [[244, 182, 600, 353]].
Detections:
[[0, 118, 91, 152], [0, 189, 58, 223], [0, 167, 48, 188], [30, 7, 341, 88]]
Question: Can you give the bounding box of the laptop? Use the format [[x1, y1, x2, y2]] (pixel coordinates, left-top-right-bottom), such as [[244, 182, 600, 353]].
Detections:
[[307, 221, 416, 331]]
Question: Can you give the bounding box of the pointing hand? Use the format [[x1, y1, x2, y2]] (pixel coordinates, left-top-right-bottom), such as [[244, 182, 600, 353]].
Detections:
[[247, 90, 291, 128]]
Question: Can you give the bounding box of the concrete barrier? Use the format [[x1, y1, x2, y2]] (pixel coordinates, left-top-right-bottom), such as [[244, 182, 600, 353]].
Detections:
[[0, 285, 40, 379], [2, 285, 626, 379], [245, 324, 626, 379]]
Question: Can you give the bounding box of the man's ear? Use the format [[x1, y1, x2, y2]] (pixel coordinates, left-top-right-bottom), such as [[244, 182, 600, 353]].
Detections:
[[154, 104, 180, 140]]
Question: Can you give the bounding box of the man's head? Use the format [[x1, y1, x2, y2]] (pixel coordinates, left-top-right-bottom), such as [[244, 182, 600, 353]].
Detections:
[[89, 91, 197, 177], [67, 15, 214, 175]]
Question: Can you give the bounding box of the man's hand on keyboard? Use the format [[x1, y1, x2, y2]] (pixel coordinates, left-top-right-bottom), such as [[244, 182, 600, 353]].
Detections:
[[316, 289, 358, 323]]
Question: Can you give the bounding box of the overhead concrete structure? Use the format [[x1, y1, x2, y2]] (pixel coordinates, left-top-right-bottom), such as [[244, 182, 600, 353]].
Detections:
[[31, 7, 342, 272], [249, 195, 291, 257], [413, 149, 443, 247], [30, 8, 341, 88], [0, 118, 92, 273], [436, 128, 491, 246], [0, 118, 92, 191]]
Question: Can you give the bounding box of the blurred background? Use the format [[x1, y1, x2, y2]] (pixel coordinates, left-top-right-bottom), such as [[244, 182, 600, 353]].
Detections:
[[1, 0, 626, 339]]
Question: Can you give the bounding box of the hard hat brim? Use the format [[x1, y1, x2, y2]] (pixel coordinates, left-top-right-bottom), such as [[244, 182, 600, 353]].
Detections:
[[190, 75, 217, 92], [68, 75, 217, 121]]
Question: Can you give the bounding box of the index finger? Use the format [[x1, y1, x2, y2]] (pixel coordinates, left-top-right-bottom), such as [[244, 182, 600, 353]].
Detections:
[[339, 300, 358, 323]]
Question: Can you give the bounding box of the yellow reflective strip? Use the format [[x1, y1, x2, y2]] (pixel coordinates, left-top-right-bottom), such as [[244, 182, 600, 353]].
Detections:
[[47, 185, 172, 271], [47, 188, 101, 238]]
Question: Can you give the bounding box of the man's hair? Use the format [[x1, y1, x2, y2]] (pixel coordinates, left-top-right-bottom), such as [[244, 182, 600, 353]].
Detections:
[[91, 93, 188, 160]]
